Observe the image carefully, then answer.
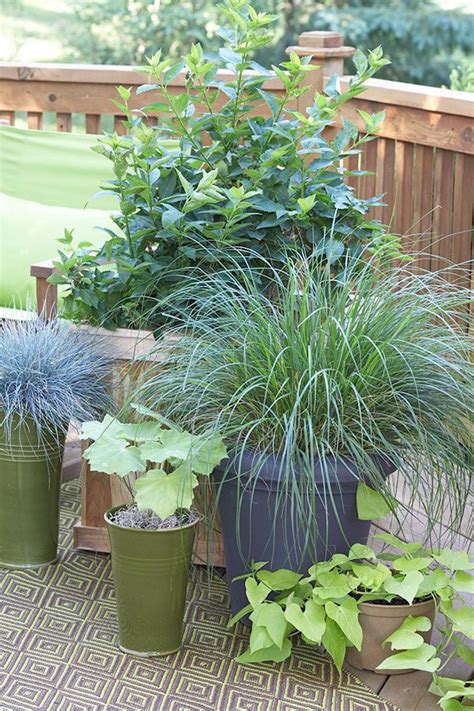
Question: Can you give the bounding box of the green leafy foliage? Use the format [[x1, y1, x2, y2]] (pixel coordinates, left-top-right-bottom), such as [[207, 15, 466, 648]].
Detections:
[[81, 413, 226, 518], [53, 0, 395, 329], [229, 536, 473, 691]]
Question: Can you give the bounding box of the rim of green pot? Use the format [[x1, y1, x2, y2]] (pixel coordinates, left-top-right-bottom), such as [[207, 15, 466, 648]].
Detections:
[[104, 504, 200, 533]]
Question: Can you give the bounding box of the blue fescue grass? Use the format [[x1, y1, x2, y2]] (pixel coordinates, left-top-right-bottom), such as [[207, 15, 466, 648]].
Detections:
[[0, 317, 111, 442]]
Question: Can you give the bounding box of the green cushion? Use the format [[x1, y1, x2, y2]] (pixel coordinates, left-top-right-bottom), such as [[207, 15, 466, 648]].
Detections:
[[0, 124, 178, 308], [0, 193, 115, 306], [0, 124, 116, 209]]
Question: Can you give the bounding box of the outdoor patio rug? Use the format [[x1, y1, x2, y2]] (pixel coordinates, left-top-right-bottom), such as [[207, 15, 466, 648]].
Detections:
[[0, 480, 398, 711]]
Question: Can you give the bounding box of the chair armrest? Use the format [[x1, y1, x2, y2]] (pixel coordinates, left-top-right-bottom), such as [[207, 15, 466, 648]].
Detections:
[[30, 259, 58, 318]]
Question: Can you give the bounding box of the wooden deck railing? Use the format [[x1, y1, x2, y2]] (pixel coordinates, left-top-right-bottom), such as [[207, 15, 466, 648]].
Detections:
[[1, 31, 473, 287]]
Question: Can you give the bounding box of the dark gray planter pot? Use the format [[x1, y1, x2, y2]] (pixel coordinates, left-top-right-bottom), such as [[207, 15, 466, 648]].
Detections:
[[214, 451, 395, 617]]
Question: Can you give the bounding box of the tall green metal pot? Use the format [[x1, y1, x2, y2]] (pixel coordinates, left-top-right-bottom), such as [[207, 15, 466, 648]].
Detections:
[[106, 505, 198, 656], [0, 416, 65, 568]]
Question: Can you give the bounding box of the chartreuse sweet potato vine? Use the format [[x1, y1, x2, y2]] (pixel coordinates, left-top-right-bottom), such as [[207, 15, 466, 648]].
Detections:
[[230, 534, 473, 710], [81, 408, 227, 519], [51, 0, 395, 329]]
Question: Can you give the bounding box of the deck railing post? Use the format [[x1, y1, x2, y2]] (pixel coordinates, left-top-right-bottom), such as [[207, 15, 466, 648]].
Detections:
[[286, 31, 355, 108]]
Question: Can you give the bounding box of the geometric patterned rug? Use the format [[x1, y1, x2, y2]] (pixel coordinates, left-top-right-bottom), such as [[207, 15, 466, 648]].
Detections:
[[0, 480, 398, 711]]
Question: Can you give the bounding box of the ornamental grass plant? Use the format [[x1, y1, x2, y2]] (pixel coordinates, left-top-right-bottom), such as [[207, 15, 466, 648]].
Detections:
[[0, 316, 111, 442], [135, 253, 473, 537]]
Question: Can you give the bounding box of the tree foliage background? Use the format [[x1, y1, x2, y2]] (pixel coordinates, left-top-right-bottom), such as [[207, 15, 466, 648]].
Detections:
[[66, 0, 473, 88]]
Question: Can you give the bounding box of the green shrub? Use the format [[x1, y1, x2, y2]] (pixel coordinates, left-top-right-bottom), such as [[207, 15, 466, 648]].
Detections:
[[52, 0, 394, 329]]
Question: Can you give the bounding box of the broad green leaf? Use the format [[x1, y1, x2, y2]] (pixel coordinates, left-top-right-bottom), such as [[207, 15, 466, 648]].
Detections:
[[140, 429, 197, 463], [83, 436, 145, 477], [325, 598, 362, 651], [452, 635, 474, 666], [134, 466, 197, 519], [383, 615, 431, 650], [249, 623, 274, 653], [285, 600, 326, 644], [236, 638, 292, 664], [321, 618, 347, 673], [81, 414, 127, 441], [250, 603, 287, 649], [350, 562, 390, 590], [439, 700, 465, 711], [441, 601, 474, 640], [356, 483, 393, 520], [429, 675, 470, 698], [433, 550, 473, 572], [383, 571, 424, 605], [186, 433, 227, 475], [257, 569, 302, 591], [312, 571, 353, 599], [392, 557, 432, 573], [122, 421, 164, 442], [373, 532, 414, 551], [376, 643, 440, 672], [246, 578, 270, 608], [308, 554, 348, 577], [416, 567, 450, 597], [452, 571, 474, 594], [348, 543, 376, 560]]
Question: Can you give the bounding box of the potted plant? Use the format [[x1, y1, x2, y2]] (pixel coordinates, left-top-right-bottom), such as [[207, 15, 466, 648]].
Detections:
[[135, 254, 473, 615], [0, 316, 110, 568], [81, 408, 227, 656], [229, 533, 473, 687]]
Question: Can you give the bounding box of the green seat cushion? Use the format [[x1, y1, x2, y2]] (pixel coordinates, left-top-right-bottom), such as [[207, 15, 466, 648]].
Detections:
[[0, 124, 116, 209], [0, 193, 115, 306]]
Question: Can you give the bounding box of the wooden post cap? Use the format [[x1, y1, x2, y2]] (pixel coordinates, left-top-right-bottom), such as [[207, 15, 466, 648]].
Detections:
[[299, 31, 345, 49], [287, 31, 355, 60]]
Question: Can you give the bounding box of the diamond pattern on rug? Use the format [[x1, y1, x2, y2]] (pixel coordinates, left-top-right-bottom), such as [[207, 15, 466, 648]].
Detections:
[[0, 480, 399, 711]]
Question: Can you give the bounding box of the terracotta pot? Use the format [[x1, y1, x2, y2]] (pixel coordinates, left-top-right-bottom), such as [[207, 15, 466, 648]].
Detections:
[[346, 598, 435, 674]]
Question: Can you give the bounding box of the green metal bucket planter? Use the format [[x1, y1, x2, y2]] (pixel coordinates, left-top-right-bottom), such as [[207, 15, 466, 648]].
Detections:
[[0, 418, 65, 569], [106, 505, 198, 656]]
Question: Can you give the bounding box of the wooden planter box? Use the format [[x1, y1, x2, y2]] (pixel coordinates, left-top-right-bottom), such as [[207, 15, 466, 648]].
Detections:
[[69, 326, 225, 567]]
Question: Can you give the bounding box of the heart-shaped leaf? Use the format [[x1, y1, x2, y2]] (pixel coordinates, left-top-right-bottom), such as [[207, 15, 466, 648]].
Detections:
[[377, 643, 440, 672], [257, 569, 302, 591], [250, 603, 287, 648], [383, 571, 424, 605], [236, 638, 292, 664], [246, 578, 270, 608], [285, 599, 326, 644], [325, 597, 362, 650], [383, 615, 432, 650]]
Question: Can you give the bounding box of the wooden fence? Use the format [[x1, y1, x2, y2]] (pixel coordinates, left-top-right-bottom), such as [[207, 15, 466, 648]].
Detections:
[[1, 31, 473, 285]]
